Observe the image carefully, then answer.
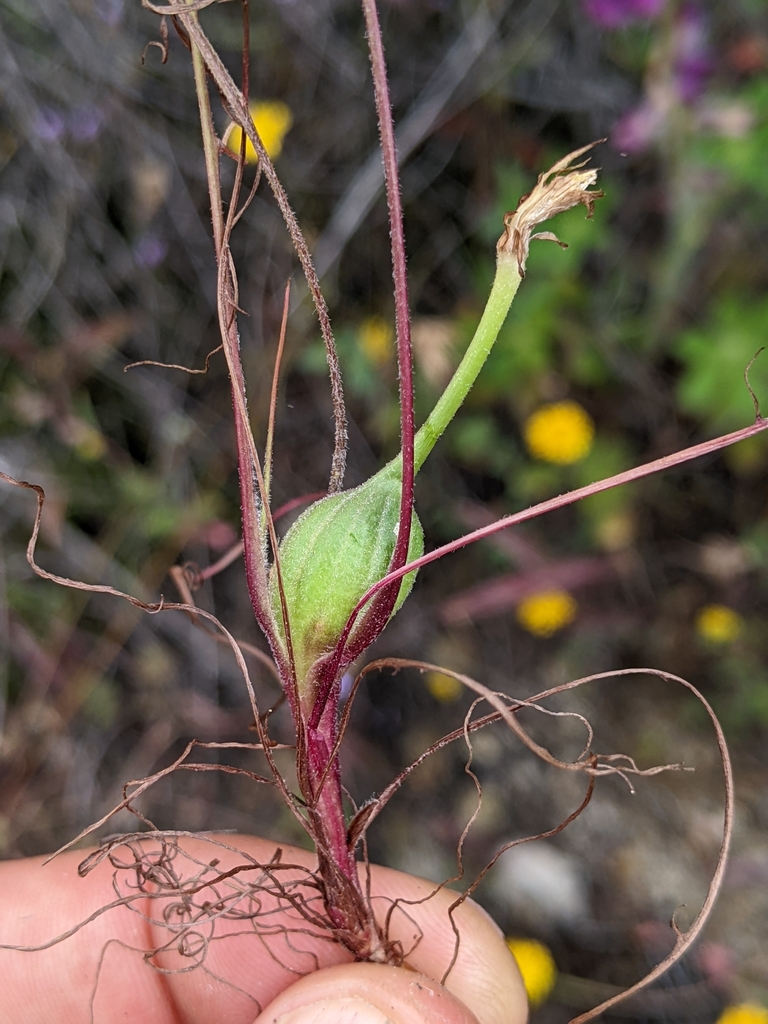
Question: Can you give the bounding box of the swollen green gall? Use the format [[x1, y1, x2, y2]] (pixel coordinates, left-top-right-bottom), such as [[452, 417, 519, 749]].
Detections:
[[270, 465, 423, 688]]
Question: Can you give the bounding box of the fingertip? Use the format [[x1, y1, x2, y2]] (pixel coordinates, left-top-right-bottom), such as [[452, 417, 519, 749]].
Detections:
[[364, 866, 528, 1024], [251, 963, 488, 1024]]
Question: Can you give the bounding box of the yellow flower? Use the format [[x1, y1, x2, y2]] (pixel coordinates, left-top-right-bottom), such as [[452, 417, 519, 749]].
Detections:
[[74, 424, 107, 461], [506, 937, 557, 1007], [716, 1004, 768, 1024], [516, 590, 577, 637], [425, 671, 462, 703], [696, 604, 744, 643], [523, 401, 594, 464], [226, 100, 293, 163], [358, 316, 393, 366]]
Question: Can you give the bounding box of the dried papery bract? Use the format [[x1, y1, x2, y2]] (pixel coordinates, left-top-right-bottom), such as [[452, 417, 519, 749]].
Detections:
[[499, 141, 605, 276]]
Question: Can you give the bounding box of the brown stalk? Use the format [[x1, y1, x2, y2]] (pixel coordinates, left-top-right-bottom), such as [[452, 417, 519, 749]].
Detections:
[[264, 281, 291, 505]]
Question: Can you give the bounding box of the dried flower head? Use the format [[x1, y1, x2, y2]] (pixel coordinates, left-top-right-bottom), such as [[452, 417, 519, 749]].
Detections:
[[498, 141, 605, 275]]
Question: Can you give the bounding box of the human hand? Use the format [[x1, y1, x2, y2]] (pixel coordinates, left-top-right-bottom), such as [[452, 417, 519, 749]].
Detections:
[[0, 835, 528, 1024]]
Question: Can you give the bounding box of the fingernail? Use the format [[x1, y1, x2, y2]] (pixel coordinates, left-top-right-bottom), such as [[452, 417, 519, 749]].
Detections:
[[273, 997, 394, 1024]]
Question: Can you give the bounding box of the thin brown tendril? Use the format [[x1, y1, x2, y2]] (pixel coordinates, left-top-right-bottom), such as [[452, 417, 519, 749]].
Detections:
[[745, 346, 765, 419]]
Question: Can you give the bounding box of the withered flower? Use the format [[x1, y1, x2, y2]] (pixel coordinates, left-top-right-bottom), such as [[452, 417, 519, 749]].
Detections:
[[498, 141, 605, 275]]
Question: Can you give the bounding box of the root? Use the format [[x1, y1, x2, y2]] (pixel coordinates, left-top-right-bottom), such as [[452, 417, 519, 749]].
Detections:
[[352, 659, 733, 1023], [0, 480, 734, 1022]]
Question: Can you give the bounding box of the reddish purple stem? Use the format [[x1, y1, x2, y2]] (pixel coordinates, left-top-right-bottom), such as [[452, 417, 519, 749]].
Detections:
[[306, 0, 418, 731], [362, 0, 416, 530]]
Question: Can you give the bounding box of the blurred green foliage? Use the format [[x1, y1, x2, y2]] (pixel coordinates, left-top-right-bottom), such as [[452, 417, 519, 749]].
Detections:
[[675, 295, 768, 429]]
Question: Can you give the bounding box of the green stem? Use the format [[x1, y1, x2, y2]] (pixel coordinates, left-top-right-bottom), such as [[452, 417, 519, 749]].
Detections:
[[411, 251, 522, 474], [188, 10, 225, 258]]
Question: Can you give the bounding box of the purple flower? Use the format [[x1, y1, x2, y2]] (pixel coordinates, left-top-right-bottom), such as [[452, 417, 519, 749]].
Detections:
[[32, 107, 65, 142], [612, 97, 666, 153], [133, 234, 168, 269], [611, 2, 714, 154], [583, 0, 664, 30], [674, 3, 712, 103], [68, 105, 104, 142], [94, 0, 124, 25]]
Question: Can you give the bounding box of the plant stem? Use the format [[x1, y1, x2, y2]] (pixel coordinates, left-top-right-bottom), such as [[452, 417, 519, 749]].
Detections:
[[188, 13, 225, 258], [413, 251, 521, 474], [179, 11, 349, 493], [366, 415, 768, 606], [323, 249, 522, 677], [311, 0, 418, 731], [362, 0, 415, 553], [185, 2, 292, 689]]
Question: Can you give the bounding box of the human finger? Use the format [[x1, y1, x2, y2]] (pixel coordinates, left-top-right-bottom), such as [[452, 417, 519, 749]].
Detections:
[[0, 834, 526, 1024], [251, 962, 491, 1024]]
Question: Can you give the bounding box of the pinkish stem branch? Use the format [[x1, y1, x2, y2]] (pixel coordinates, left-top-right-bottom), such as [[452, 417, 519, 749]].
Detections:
[[355, 416, 768, 618]]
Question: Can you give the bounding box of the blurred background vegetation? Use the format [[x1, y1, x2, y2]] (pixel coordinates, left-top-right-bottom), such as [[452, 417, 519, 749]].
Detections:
[[2, 0, 768, 1020]]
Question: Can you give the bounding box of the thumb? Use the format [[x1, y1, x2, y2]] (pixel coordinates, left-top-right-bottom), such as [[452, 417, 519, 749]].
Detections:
[[252, 961, 522, 1024]]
